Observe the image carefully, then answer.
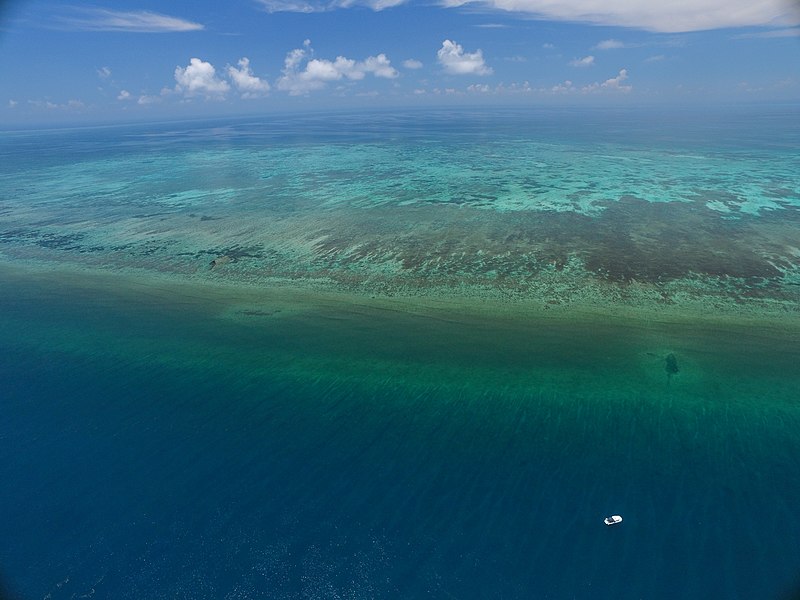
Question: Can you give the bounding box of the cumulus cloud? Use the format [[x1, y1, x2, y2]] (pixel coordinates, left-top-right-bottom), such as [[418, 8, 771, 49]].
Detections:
[[227, 58, 270, 98], [403, 59, 423, 69], [117, 90, 131, 100], [569, 55, 595, 67], [438, 0, 799, 33], [582, 69, 632, 93], [362, 54, 399, 78], [174, 58, 230, 98], [437, 40, 493, 76], [58, 8, 203, 32], [255, 0, 406, 12], [277, 41, 398, 95], [467, 83, 491, 92]]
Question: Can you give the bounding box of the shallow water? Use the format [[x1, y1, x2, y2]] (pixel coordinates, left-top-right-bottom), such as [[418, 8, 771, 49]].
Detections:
[[1, 108, 800, 598], [1, 108, 799, 297]]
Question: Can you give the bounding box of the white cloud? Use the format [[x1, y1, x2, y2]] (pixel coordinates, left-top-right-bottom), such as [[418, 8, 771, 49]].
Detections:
[[362, 54, 400, 78], [437, 40, 493, 76], [569, 55, 595, 67], [97, 66, 112, 78], [117, 90, 132, 100], [59, 8, 203, 32], [227, 58, 270, 98], [174, 58, 230, 98], [403, 59, 423, 69], [438, 0, 799, 33], [594, 39, 626, 50], [467, 83, 491, 92], [476, 23, 508, 28], [137, 94, 161, 105], [277, 41, 398, 95], [542, 43, 555, 49], [255, 0, 406, 12], [582, 69, 632, 93], [8, 100, 18, 108], [644, 54, 666, 63]]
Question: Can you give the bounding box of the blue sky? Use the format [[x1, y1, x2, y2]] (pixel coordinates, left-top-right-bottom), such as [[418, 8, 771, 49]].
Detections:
[[1, 0, 798, 124]]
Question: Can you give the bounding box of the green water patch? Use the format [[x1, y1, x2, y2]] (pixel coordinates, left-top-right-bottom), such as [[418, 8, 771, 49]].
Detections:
[[1, 265, 797, 413]]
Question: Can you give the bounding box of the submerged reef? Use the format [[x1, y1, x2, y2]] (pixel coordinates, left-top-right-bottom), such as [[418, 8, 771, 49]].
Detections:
[[1, 111, 798, 316], [2, 193, 799, 314]]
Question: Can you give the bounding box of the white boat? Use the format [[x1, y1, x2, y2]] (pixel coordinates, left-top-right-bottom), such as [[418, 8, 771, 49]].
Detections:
[[604, 515, 623, 526]]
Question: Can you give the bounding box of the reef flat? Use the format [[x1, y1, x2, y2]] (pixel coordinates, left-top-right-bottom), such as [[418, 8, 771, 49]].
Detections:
[[1, 109, 798, 323]]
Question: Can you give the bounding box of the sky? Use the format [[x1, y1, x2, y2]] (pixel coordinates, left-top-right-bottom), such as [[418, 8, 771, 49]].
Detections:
[[0, 0, 799, 125]]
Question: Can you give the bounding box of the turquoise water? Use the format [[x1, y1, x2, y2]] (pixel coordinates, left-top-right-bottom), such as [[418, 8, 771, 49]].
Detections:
[[2, 108, 799, 295], [1, 108, 800, 598]]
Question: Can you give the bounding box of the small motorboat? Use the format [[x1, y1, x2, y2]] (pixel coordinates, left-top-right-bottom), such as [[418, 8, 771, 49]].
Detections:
[[604, 515, 623, 526]]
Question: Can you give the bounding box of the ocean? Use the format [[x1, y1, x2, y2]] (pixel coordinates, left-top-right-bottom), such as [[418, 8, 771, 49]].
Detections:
[[1, 107, 799, 599]]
